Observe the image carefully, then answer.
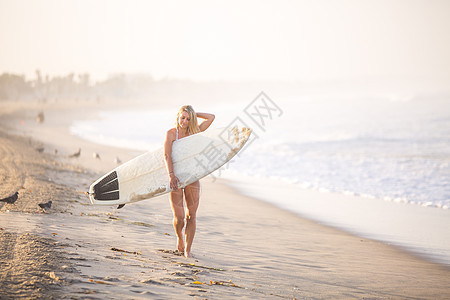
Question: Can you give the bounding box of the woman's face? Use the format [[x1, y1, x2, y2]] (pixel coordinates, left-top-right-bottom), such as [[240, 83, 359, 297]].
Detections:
[[178, 111, 190, 128]]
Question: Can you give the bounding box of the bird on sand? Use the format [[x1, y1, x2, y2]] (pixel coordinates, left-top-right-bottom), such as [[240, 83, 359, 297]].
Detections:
[[0, 192, 18, 204], [93, 152, 101, 160], [69, 148, 81, 158], [38, 200, 52, 210], [114, 156, 122, 165], [35, 146, 44, 153]]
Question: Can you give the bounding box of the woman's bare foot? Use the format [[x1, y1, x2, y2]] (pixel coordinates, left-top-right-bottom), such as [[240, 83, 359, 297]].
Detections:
[[184, 246, 193, 258], [177, 238, 185, 253]]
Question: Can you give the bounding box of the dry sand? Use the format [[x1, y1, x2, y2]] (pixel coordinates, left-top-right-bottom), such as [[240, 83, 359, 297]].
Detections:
[[1, 100, 450, 299]]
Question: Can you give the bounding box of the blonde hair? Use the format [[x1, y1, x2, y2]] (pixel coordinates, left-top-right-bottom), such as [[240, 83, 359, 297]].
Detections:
[[176, 105, 200, 135]]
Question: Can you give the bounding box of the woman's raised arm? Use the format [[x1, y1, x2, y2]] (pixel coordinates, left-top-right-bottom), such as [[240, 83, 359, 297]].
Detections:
[[197, 112, 215, 132]]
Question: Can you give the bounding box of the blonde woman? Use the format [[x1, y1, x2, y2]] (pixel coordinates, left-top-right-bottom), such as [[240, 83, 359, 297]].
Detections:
[[163, 105, 215, 258]]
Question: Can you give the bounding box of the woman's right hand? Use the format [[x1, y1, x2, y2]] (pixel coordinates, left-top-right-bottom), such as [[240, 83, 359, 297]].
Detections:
[[169, 173, 180, 191]]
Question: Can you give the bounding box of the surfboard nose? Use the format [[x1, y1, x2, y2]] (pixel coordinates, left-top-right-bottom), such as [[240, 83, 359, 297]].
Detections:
[[88, 188, 95, 204]]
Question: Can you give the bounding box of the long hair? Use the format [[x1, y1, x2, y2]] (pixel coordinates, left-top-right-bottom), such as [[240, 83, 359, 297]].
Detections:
[[176, 105, 200, 135]]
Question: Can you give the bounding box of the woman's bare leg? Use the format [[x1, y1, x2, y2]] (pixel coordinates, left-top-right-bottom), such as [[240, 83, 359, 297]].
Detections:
[[184, 181, 200, 258], [170, 189, 185, 253]]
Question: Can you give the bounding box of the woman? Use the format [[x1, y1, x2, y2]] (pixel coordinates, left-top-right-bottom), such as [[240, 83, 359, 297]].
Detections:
[[163, 105, 215, 258]]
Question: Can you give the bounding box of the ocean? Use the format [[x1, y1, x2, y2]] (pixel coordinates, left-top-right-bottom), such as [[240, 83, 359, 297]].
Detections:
[[70, 91, 450, 264]]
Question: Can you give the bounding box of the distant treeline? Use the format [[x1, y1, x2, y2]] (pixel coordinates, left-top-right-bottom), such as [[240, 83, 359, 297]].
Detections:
[[0, 70, 300, 104], [0, 70, 208, 102]]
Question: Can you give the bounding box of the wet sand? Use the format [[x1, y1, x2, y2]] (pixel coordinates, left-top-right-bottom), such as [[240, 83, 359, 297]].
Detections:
[[1, 100, 450, 299]]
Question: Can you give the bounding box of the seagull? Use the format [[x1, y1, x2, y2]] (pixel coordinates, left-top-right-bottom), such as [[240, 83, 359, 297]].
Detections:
[[69, 148, 81, 158], [0, 192, 18, 204], [93, 152, 101, 160], [35, 146, 44, 153], [114, 157, 122, 165], [38, 200, 52, 210]]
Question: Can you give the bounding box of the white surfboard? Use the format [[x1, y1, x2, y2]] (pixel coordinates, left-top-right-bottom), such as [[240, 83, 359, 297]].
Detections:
[[88, 126, 252, 206]]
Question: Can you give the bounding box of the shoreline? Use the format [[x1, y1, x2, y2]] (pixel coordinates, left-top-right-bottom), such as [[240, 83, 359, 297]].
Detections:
[[223, 174, 450, 266], [1, 100, 450, 298]]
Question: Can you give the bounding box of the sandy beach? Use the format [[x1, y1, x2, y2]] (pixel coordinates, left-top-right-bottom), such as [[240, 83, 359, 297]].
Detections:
[[1, 100, 450, 299]]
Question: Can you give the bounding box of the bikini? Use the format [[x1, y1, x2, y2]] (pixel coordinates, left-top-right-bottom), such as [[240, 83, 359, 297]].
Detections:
[[175, 128, 189, 140], [175, 128, 190, 191], [175, 128, 199, 190]]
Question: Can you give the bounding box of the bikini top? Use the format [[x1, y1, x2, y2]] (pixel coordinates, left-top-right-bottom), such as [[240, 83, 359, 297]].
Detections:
[[176, 128, 189, 141]]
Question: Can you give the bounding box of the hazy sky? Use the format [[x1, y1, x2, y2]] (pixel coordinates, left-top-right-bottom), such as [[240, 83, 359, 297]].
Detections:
[[1, 0, 449, 82]]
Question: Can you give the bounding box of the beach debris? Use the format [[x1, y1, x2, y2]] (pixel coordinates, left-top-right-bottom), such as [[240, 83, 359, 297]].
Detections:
[[69, 148, 81, 158], [209, 280, 242, 288], [108, 214, 121, 220], [117, 204, 125, 209], [173, 260, 225, 271], [45, 271, 60, 281], [38, 200, 52, 211], [89, 279, 113, 285], [114, 156, 122, 165], [158, 249, 184, 256], [93, 152, 101, 160], [0, 192, 18, 204], [36, 111, 45, 123], [110, 247, 141, 255], [130, 221, 153, 228]]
